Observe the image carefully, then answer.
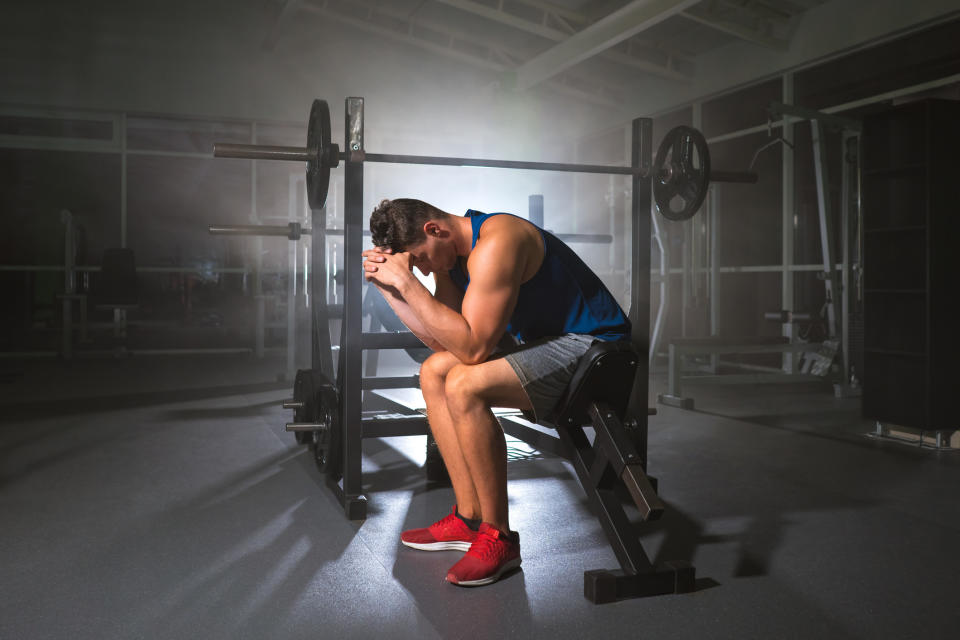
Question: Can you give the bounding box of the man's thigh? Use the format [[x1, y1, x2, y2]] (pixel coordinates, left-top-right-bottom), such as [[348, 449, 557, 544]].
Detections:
[[447, 357, 533, 412], [500, 333, 598, 424]]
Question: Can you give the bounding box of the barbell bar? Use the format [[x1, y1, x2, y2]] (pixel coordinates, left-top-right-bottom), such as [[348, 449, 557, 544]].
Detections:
[[212, 98, 759, 221], [214, 142, 648, 177]]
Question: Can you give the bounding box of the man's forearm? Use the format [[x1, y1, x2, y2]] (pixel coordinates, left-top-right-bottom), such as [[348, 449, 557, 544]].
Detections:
[[398, 278, 491, 364], [373, 284, 446, 352]]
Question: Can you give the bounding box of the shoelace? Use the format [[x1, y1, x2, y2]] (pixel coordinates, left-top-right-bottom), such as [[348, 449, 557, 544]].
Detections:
[[468, 530, 505, 561], [433, 512, 461, 533]]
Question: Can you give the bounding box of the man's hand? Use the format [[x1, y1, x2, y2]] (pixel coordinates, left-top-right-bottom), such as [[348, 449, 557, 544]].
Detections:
[[362, 246, 418, 294], [361, 245, 444, 351]]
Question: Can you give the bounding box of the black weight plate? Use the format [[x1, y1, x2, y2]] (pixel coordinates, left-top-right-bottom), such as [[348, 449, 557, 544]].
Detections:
[[654, 125, 710, 222], [306, 99, 331, 210], [312, 379, 342, 480]]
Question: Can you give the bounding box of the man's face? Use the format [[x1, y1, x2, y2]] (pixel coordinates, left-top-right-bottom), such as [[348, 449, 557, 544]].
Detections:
[[404, 234, 452, 277]]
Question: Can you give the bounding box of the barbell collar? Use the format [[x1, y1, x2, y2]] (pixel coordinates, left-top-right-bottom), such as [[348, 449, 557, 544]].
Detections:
[[286, 423, 329, 432], [213, 143, 314, 163]]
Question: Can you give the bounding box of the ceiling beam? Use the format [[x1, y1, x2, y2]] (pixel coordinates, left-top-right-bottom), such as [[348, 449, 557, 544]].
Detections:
[[680, 5, 788, 51], [433, 0, 693, 80], [511, 0, 700, 91], [299, 0, 625, 109]]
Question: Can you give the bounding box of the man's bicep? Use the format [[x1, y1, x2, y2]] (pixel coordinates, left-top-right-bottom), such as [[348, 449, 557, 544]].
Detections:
[[461, 281, 517, 352], [433, 272, 464, 312], [460, 243, 523, 353]]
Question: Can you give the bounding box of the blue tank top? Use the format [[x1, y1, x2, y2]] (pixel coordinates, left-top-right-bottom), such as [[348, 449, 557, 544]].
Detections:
[[448, 210, 631, 343]]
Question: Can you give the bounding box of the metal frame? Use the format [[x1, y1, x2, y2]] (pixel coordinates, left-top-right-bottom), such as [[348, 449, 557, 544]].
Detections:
[[768, 100, 862, 391]]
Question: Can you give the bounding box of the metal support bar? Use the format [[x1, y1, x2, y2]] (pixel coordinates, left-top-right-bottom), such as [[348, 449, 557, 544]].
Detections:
[[781, 74, 796, 374], [627, 117, 653, 469], [811, 121, 843, 342], [361, 332, 428, 350], [361, 415, 429, 439], [769, 102, 862, 133], [837, 132, 861, 396], [709, 185, 721, 372], [339, 96, 367, 519], [361, 376, 420, 390]]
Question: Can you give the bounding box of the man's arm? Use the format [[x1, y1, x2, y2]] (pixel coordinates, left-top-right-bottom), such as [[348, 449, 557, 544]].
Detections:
[[371, 271, 463, 352], [391, 232, 525, 364]]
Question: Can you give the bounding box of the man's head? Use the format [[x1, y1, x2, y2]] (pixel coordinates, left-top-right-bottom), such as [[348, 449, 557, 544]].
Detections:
[[370, 198, 456, 276], [370, 198, 447, 253]]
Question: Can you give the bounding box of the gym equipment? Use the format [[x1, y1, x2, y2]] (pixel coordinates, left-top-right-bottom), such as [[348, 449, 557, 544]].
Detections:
[[285, 369, 342, 475], [212, 97, 696, 602], [214, 99, 757, 221], [653, 126, 710, 222], [657, 336, 825, 410], [548, 340, 694, 602]]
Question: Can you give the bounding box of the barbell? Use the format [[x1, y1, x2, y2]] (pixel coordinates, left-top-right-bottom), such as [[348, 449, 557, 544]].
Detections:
[[213, 99, 757, 222]]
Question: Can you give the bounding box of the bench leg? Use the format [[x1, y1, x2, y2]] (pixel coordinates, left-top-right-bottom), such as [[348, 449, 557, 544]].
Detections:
[[588, 404, 664, 521], [556, 403, 696, 602]]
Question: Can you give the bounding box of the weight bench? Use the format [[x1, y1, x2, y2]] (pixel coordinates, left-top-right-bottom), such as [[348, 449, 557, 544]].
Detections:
[[657, 336, 824, 410], [502, 340, 695, 603]]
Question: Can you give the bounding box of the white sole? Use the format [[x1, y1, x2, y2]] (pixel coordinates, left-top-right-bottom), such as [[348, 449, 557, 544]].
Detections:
[[448, 557, 522, 586], [401, 539, 473, 552]]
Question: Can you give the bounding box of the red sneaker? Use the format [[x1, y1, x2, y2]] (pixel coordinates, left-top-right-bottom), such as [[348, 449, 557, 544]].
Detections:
[[400, 506, 479, 551], [446, 523, 522, 586]]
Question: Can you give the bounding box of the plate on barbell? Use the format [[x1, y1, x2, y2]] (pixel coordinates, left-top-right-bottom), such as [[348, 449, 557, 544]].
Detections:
[[312, 381, 342, 480], [306, 99, 332, 211], [654, 125, 710, 222]]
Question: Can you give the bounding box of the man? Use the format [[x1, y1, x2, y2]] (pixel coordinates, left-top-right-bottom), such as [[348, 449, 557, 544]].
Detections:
[[362, 198, 630, 587]]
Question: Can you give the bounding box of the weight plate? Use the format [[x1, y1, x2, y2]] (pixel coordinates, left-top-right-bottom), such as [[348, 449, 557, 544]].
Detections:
[[306, 99, 332, 210], [312, 380, 342, 480], [653, 126, 711, 222]]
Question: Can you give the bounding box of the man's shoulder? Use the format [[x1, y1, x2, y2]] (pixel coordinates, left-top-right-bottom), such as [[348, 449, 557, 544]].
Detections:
[[477, 213, 536, 241]]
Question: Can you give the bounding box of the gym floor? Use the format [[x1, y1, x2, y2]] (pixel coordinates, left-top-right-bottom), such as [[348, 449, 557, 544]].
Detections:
[[2, 354, 958, 639]]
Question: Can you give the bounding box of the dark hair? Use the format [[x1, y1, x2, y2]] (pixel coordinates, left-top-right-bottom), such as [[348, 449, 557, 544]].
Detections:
[[369, 198, 445, 252]]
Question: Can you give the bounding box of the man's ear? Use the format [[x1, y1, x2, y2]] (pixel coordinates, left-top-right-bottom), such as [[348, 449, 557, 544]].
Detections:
[[423, 221, 441, 238]]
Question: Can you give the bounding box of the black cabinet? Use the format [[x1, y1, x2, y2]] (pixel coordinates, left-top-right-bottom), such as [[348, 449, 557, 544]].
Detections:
[[861, 99, 960, 429]]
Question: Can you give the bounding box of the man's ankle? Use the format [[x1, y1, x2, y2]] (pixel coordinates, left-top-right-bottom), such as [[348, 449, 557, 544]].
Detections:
[[454, 506, 482, 531]]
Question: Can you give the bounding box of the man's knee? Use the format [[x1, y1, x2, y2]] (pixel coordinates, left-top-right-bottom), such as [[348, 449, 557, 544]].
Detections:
[[444, 364, 483, 412], [420, 351, 459, 396]]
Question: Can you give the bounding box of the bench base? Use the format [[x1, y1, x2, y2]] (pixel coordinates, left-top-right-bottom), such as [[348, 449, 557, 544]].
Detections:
[[584, 563, 697, 604]]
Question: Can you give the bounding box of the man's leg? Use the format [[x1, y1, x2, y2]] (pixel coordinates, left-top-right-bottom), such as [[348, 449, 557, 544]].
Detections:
[[419, 351, 482, 519], [444, 357, 532, 535]]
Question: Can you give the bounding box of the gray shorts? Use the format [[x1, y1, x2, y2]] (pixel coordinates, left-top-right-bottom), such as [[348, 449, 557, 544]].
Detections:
[[501, 333, 598, 425]]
